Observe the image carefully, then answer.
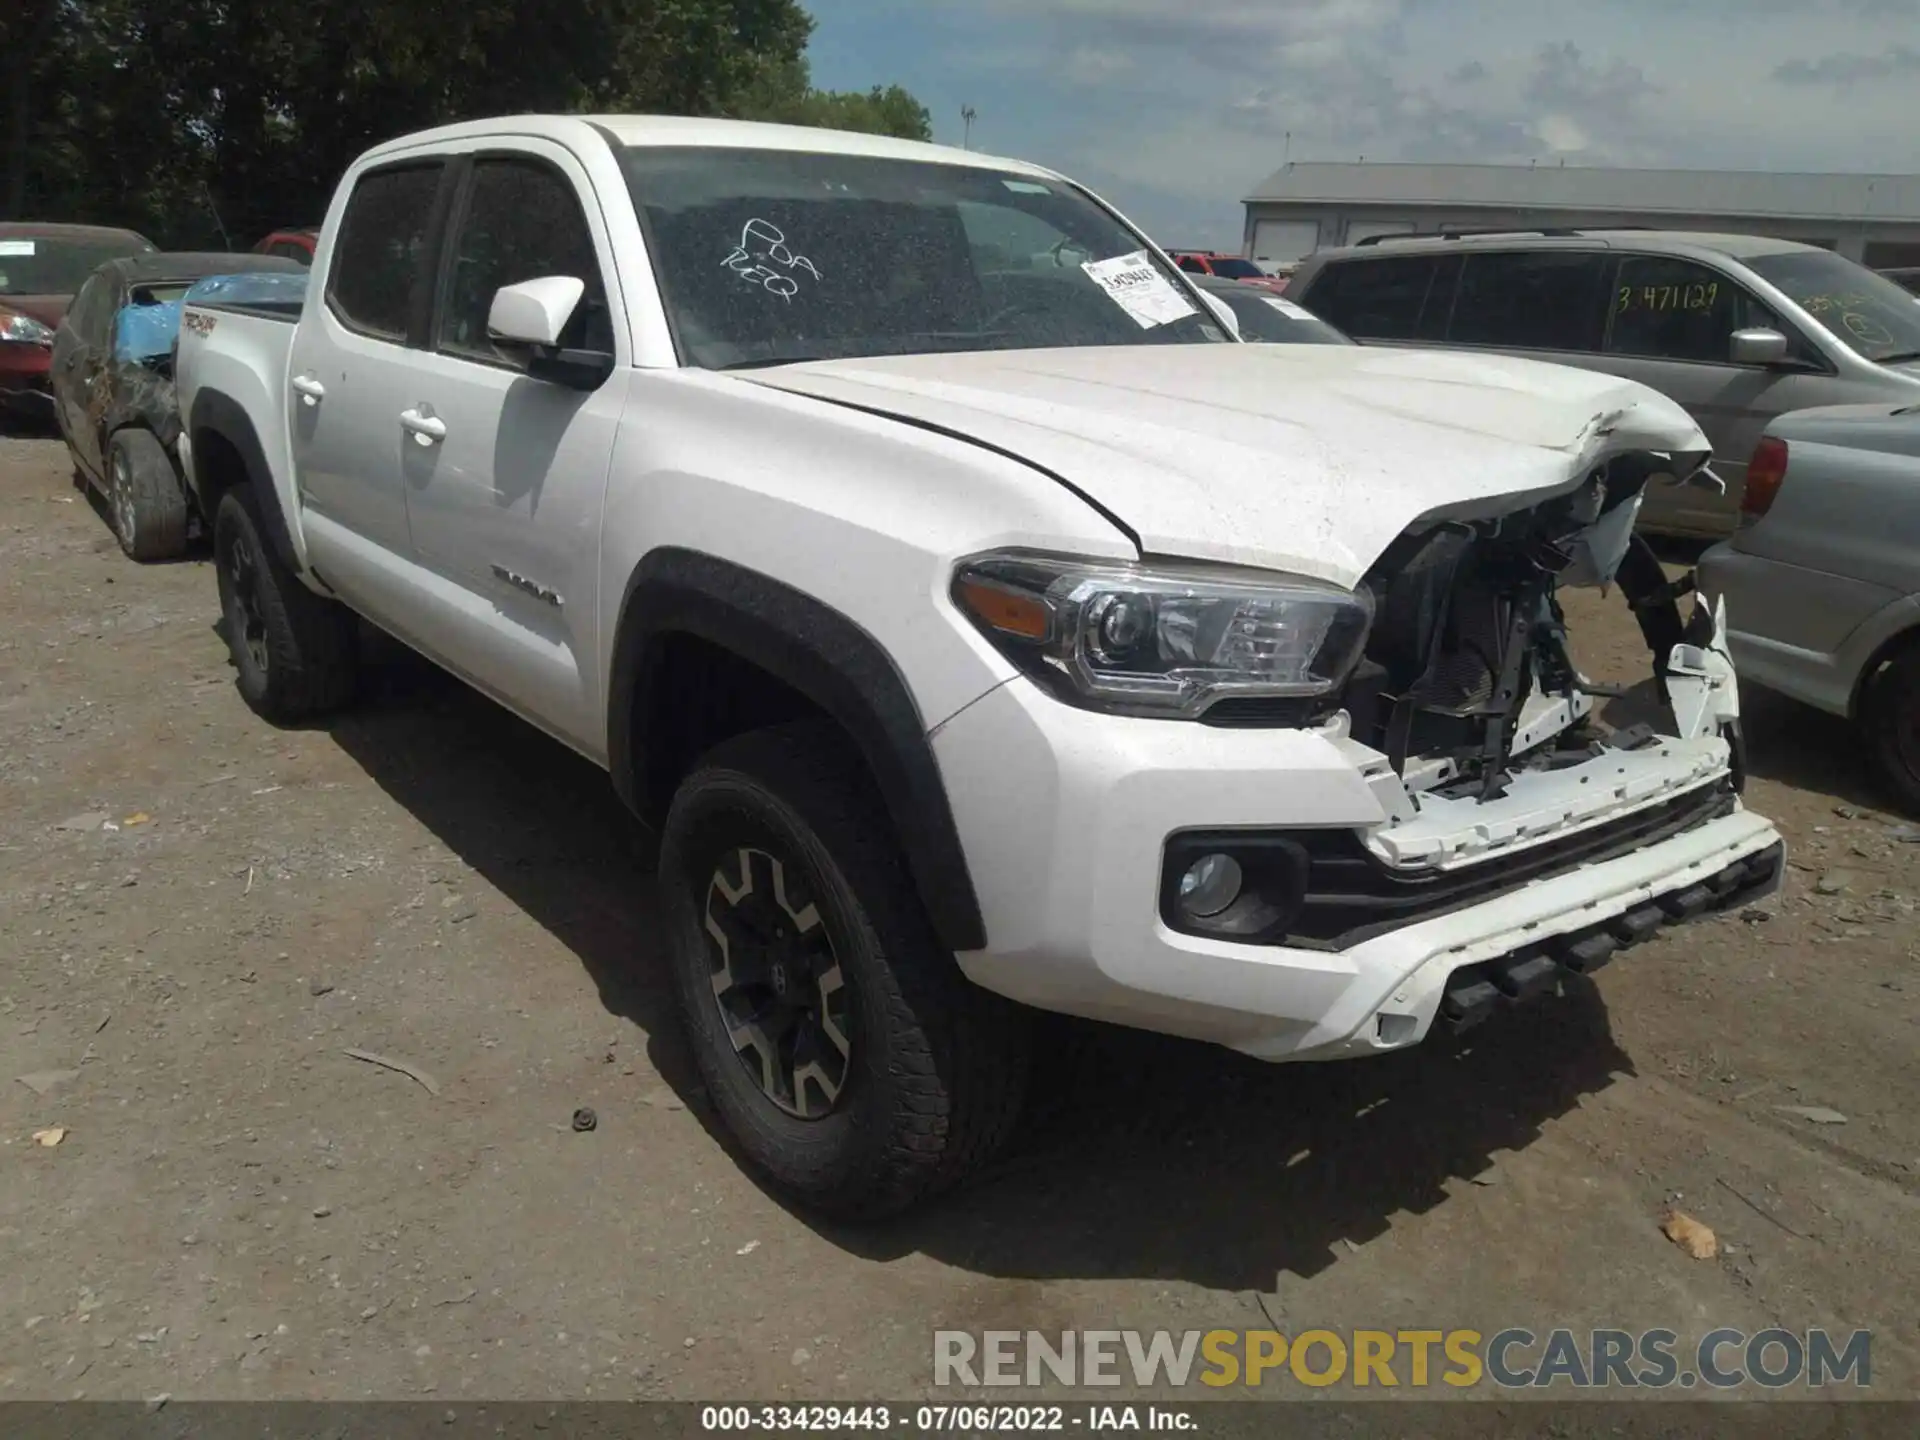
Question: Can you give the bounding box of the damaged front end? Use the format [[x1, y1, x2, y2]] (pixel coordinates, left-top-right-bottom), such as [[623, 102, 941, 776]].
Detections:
[[1329, 446, 1748, 865]]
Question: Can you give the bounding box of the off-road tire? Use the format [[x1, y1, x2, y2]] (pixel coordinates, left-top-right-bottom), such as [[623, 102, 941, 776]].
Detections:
[[213, 486, 357, 722], [1862, 638, 1920, 815], [107, 428, 189, 561], [658, 721, 1030, 1219]]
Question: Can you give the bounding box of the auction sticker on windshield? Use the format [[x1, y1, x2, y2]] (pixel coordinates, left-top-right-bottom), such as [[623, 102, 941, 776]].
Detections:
[[1264, 296, 1317, 321], [0, 240, 36, 256], [1082, 251, 1197, 328]]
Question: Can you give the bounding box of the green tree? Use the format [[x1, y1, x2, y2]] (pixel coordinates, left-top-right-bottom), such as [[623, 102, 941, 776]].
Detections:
[[733, 56, 932, 140], [4, 0, 930, 246]]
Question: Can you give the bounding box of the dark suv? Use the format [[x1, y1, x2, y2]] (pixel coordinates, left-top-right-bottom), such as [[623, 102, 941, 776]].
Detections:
[[1289, 230, 1920, 537]]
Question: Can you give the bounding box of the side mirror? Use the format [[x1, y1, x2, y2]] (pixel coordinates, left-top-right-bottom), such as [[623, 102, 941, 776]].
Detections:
[[1729, 327, 1789, 366], [488, 276, 585, 348], [487, 275, 613, 391], [1196, 289, 1241, 338]]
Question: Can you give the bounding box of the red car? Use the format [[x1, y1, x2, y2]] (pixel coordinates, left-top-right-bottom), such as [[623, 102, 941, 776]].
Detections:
[[253, 228, 318, 265], [1166, 249, 1290, 293], [1, 222, 156, 422]]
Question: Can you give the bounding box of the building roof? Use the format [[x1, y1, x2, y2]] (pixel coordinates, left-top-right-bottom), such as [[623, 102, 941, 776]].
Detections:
[[1245, 162, 1920, 223]]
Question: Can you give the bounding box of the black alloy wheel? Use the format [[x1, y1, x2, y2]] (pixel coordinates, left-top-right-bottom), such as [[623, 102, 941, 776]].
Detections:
[[702, 844, 853, 1120]]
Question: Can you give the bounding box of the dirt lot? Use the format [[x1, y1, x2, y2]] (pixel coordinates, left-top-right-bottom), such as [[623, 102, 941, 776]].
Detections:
[[2, 431, 1917, 1402]]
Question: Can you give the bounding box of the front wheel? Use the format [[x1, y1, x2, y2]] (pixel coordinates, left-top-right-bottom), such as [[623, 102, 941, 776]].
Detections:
[[213, 487, 358, 723], [658, 723, 1030, 1219], [1862, 638, 1920, 815]]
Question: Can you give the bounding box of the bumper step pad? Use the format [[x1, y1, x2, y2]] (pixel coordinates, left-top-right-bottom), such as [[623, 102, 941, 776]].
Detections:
[[1438, 841, 1785, 1034]]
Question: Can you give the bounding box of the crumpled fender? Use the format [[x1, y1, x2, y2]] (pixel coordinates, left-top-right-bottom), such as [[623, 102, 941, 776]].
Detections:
[[1668, 592, 1742, 740]]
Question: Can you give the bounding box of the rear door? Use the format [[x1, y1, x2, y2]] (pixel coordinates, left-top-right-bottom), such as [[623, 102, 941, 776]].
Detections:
[[1582, 253, 1830, 536], [1444, 248, 1612, 364], [1294, 252, 1462, 344], [288, 158, 452, 573]]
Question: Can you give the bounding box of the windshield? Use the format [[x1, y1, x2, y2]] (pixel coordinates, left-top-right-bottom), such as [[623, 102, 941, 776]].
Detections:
[[1215, 289, 1351, 345], [1746, 250, 1920, 364], [620, 147, 1230, 369], [1205, 257, 1265, 280], [0, 235, 151, 297]]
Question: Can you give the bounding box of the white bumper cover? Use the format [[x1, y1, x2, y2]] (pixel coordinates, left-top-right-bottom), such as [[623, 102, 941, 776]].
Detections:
[[933, 599, 1783, 1062]]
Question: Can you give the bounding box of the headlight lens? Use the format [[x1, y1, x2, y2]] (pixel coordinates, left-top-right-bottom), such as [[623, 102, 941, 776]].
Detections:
[[952, 551, 1374, 718], [0, 311, 55, 346]]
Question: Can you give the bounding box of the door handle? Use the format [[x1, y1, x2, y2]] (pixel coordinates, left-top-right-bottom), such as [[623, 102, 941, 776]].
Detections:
[[399, 408, 447, 444], [291, 374, 326, 405]]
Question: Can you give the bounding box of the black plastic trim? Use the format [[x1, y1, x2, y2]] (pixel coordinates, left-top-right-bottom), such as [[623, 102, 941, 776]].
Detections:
[[185, 388, 302, 573], [1440, 841, 1785, 1033], [1164, 778, 1737, 951], [607, 547, 987, 954]]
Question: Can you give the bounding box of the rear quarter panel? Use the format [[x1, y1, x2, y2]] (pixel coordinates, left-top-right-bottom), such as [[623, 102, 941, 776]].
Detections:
[[176, 307, 305, 565], [1748, 422, 1920, 599]]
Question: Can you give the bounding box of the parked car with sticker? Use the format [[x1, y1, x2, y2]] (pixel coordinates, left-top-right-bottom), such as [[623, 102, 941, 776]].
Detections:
[[1288, 231, 1920, 539], [51, 253, 303, 558], [175, 116, 1783, 1218], [1700, 404, 1920, 811], [1, 223, 156, 422]]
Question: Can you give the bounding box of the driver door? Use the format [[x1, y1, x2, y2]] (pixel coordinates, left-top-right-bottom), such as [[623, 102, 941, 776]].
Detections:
[[388, 143, 626, 756]]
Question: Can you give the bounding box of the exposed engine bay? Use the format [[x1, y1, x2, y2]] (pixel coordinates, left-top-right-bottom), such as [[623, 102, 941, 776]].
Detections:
[[1338, 452, 1729, 809]]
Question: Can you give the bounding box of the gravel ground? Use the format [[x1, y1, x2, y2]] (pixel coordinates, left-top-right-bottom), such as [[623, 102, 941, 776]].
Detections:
[[1, 432, 1916, 1402]]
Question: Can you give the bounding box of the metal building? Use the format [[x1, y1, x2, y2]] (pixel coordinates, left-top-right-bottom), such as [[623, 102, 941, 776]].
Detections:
[[1242, 162, 1920, 271]]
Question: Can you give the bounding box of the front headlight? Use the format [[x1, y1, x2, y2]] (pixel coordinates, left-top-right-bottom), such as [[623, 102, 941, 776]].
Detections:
[[952, 550, 1373, 719], [0, 311, 55, 346]]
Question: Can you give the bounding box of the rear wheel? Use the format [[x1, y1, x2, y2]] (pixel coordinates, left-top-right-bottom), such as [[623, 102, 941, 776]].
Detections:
[[658, 722, 1030, 1219], [1862, 638, 1920, 815], [107, 428, 189, 561], [213, 487, 358, 722]]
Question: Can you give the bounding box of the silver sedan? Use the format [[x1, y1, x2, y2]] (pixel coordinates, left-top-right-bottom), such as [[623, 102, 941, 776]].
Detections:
[[1698, 401, 1920, 811]]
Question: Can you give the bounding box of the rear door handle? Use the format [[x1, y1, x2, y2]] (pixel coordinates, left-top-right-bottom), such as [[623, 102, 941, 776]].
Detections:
[[291, 374, 326, 405], [399, 408, 447, 444]]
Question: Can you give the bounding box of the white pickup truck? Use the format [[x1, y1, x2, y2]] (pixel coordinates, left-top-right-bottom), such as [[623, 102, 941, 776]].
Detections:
[[175, 115, 1784, 1217]]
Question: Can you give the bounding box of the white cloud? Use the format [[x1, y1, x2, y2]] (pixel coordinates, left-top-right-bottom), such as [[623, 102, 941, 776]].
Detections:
[[1062, 45, 1136, 85], [896, 0, 1920, 247]]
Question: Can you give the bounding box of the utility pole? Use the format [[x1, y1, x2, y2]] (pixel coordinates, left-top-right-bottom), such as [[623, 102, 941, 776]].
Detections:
[[961, 106, 977, 150]]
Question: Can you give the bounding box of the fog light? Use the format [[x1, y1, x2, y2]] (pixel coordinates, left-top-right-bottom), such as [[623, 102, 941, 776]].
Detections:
[[1178, 853, 1243, 918]]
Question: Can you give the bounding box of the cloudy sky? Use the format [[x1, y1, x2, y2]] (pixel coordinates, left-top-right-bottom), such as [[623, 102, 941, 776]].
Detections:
[[808, 0, 1920, 248]]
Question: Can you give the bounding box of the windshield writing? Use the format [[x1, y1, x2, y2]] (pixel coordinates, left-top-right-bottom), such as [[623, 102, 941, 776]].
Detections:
[[621, 147, 1229, 369], [1747, 251, 1920, 363]]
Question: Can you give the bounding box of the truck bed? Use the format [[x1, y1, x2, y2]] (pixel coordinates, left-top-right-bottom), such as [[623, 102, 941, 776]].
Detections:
[[175, 283, 305, 554]]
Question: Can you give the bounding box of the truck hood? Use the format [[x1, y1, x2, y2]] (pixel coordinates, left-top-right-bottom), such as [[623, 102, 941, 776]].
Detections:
[[744, 344, 1709, 589]]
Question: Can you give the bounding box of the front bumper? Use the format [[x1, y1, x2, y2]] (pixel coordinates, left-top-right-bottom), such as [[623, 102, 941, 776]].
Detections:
[[933, 676, 1783, 1062], [0, 345, 53, 415]]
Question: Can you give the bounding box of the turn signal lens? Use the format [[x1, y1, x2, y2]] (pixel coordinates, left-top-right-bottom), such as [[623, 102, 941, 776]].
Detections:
[[1741, 436, 1788, 523], [955, 576, 1051, 640]]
